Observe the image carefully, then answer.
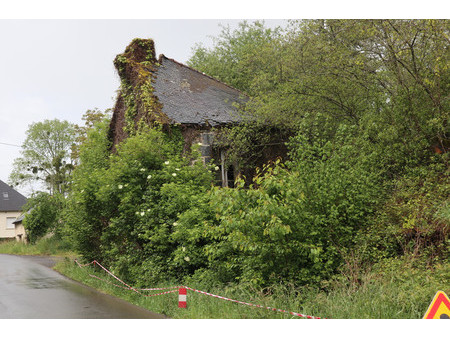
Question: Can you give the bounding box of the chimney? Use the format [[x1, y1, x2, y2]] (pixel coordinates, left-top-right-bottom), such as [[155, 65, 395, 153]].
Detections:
[[113, 38, 157, 79]]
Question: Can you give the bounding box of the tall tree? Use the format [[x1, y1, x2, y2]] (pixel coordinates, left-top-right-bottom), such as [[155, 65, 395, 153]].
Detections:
[[189, 19, 449, 171], [9, 119, 77, 195], [71, 108, 111, 164], [188, 20, 283, 96]]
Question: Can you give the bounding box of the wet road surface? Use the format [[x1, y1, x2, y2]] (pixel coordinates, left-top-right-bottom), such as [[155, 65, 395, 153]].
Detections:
[[0, 254, 166, 319]]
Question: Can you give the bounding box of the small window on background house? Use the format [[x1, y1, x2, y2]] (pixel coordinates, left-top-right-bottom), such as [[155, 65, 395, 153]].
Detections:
[[6, 217, 15, 229], [3, 192, 8, 200]]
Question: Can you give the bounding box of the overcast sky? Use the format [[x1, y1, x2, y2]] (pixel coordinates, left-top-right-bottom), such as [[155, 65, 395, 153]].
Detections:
[[0, 1, 445, 196]]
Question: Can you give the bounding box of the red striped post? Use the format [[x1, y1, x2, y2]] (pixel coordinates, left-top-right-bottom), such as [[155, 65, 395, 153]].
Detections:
[[178, 287, 187, 308]]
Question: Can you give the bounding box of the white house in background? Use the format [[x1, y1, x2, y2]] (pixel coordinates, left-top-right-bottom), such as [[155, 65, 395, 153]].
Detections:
[[0, 179, 27, 242]]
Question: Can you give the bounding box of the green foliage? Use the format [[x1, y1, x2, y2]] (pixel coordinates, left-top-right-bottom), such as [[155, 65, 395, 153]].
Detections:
[[302, 256, 449, 319], [65, 123, 214, 284], [188, 19, 448, 271], [172, 127, 385, 287], [63, 116, 112, 261], [188, 21, 283, 95], [9, 119, 77, 195], [213, 121, 292, 180], [52, 253, 448, 318], [100, 130, 213, 285], [113, 39, 169, 136], [357, 157, 450, 264], [190, 20, 449, 173], [72, 108, 112, 162], [22, 192, 65, 244], [63, 20, 448, 301]]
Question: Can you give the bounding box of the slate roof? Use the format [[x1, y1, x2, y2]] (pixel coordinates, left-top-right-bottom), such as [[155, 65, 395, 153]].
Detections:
[[0, 180, 27, 212], [152, 55, 247, 126]]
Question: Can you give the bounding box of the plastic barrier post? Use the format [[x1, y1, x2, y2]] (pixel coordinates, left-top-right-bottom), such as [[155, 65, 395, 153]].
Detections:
[[178, 287, 187, 308]]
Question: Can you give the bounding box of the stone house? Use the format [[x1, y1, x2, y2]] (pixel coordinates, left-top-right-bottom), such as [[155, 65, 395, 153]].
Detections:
[[109, 39, 287, 187], [0, 179, 27, 242]]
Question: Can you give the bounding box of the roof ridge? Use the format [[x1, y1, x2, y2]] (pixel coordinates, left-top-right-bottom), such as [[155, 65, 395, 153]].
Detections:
[[157, 54, 247, 96], [0, 179, 26, 197]]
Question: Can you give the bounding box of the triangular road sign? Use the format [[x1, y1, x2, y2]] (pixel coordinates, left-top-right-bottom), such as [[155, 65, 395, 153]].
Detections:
[[423, 291, 450, 319]]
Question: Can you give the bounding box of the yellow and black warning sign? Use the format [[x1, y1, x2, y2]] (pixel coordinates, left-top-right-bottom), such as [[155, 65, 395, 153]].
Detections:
[[423, 291, 450, 319]]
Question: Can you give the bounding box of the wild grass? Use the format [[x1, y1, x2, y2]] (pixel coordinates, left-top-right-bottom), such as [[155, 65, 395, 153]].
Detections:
[[0, 237, 76, 257]]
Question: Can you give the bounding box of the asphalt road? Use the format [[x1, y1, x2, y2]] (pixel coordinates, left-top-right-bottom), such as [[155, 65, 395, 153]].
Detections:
[[0, 254, 165, 319]]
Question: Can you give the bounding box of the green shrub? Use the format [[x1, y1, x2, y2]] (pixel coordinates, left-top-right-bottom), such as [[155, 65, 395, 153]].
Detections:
[[22, 192, 65, 244], [65, 124, 215, 285], [62, 118, 111, 261], [358, 156, 450, 264], [173, 126, 385, 287]]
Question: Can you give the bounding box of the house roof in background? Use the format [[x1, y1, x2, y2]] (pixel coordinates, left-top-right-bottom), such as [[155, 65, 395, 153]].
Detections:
[[12, 210, 28, 224], [0, 180, 27, 212], [152, 55, 247, 126]]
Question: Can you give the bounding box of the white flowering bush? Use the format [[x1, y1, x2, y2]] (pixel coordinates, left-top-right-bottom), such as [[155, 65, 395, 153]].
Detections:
[[71, 127, 214, 284]]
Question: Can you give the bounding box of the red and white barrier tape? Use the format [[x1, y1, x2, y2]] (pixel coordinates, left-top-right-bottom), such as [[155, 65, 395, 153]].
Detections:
[[93, 260, 138, 292], [75, 259, 182, 291], [75, 259, 324, 319], [132, 289, 178, 298], [88, 273, 131, 290], [183, 286, 322, 319], [75, 259, 96, 268], [88, 273, 179, 297], [139, 286, 182, 291]]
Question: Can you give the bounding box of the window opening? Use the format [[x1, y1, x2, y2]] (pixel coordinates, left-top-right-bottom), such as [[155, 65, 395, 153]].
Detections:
[[226, 165, 235, 188], [6, 217, 15, 229], [220, 150, 235, 188]]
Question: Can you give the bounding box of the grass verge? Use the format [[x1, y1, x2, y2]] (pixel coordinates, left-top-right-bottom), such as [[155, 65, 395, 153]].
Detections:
[[54, 256, 449, 319], [0, 237, 76, 257], [54, 258, 317, 319], [2, 240, 448, 318]]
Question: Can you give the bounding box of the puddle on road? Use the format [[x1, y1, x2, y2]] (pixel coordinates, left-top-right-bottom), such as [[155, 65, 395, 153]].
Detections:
[[20, 277, 64, 289], [14, 263, 67, 290]]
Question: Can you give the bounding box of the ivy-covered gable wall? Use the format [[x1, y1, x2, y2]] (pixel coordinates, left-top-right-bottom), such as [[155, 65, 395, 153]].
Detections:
[[109, 38, 170, 148]]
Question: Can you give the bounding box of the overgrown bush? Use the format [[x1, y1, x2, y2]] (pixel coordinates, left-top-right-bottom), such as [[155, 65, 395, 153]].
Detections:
[[172, 127, 386, 287], [357, 155, 450, 265], [63, 117, 111, 261], [65, 124, 215, 285], [22, 192, 65, 244], [100, 130, 213, 285]]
